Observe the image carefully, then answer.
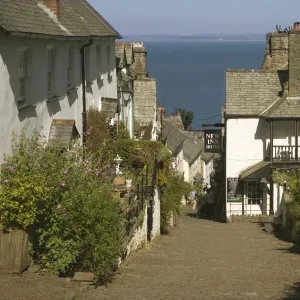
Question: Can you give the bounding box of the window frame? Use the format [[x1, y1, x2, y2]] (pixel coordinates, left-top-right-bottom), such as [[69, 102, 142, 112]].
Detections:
[[47, 46, 55, 97], [67, 46, 74, 88], [17, 48, 28, 103], [106, 44, 112, 77], [245, 180, 263, 205]]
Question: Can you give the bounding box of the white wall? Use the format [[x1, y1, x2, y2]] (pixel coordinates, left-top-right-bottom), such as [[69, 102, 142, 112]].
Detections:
[[225, 118, 293, 217], [0, 34, 117, 162], [150, 187, 161, 241]]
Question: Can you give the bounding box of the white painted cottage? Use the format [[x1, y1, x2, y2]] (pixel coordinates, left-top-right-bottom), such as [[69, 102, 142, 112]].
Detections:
[[225, 22, 300, 219], [0, 0, 120, 161], [162, 120, 215, 185]]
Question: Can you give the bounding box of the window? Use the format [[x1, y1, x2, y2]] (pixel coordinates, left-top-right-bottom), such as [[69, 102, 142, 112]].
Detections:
[[67, 47, 73, 88], [84, 48, 90, 81], [106, 45, 111, 76], [96, 45, 101, 70], [18, 50, 28, 101], [245, 180, 262, 205], [47, 47, 55, 96]]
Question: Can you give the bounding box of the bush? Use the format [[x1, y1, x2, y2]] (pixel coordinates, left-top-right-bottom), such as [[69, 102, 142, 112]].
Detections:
[[160, 173, 192, 233], [0, 132, 122, 283]]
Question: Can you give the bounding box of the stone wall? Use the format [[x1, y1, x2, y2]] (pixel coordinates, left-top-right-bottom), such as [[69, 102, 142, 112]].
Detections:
[[126, 204, 148, 257], [289, 32, 300, 97], [134, 78, 157, 127], [261, 33, 289, 71]]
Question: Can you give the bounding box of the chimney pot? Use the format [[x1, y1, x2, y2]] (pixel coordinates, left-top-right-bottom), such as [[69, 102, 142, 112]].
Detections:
[[294, 22, 300, 31], [43, 0, 60, 19]]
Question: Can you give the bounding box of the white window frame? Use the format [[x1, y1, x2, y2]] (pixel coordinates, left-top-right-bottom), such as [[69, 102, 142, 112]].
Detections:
[[67, 46, 74, 88], [47, 46, 55, 97], [18, 48, 28, 103], [106, 45, 112, 77]]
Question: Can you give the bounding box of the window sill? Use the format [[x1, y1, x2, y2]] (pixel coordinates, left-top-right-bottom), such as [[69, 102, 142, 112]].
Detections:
[[47, 95, 59, 103], [18, 103, 36, 111], [67, 87, 78, 95]]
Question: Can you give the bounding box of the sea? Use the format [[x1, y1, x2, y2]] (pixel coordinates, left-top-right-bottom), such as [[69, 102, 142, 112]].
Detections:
[[124, 35, 266, 129]]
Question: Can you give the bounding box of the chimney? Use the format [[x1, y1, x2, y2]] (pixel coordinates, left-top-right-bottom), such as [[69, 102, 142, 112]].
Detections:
[[289, 22, 300, 97], [43, 0, 60, 19]]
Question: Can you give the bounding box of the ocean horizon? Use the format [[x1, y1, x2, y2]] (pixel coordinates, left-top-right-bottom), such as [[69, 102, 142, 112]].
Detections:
[[122, 37, 266, 129]]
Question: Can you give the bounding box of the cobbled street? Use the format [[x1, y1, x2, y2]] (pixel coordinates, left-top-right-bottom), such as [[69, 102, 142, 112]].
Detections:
[[1, 207, 300, 300]]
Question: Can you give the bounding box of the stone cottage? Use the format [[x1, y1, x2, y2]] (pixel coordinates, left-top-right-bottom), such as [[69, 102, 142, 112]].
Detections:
[[225, 22, 300, 219], [0, 0, 120, 161], [115, 42, 157, 140]]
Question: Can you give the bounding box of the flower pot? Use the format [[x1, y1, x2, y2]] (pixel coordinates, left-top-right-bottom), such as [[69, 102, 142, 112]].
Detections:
[[126, 179, 132, 188]]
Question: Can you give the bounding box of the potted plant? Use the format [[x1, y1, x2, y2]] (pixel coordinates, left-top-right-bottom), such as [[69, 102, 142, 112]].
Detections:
[[123, 169, 133, 188]]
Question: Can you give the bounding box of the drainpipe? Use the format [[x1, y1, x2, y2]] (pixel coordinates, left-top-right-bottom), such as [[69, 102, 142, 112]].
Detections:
[[131, 81, 135, 139], [80, 39, 93, 151]]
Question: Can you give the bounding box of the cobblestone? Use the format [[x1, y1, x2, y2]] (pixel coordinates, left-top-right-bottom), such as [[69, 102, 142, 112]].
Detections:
[[1, 207, 300, 299]]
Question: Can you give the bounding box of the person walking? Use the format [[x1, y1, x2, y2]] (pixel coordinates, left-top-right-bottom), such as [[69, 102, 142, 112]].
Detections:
[[196, 186, 207, 219], [206, 187, 215, 218]]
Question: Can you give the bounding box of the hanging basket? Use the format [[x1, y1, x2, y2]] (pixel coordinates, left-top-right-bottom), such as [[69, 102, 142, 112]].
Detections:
[[283, 190, 292, 205]]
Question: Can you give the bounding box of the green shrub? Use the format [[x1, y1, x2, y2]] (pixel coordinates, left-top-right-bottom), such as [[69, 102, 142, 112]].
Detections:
[[160, 173, 192, 233], [0, 132, 122, 283]]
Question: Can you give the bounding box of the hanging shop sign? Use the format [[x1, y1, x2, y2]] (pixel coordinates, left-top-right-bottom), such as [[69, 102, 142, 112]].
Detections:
[[204, 129, 222, 153], [227, 178, 243, 202]]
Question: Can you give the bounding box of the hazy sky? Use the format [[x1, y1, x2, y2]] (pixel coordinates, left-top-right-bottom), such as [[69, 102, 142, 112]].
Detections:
[[88, 0, 300, 35]]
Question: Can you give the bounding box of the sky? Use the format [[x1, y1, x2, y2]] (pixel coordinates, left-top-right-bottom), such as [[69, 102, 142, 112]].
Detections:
[[88, 0, 300, 35]]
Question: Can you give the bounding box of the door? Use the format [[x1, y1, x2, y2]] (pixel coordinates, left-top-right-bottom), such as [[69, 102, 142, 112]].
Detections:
[[244, 180, 263, 215]]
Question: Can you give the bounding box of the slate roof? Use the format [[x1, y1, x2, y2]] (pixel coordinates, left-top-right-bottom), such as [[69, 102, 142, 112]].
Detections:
[[225, 70, 285, 117], [101, 98, 118, 118], [165, 115, 184, 130], [162, 121, 186, 154], [116, 42, 134, 65], [239, 161, 270, 179], [48, 119, 79, 148], [183, 138, 201, 164], [261, 96, 300, 118], [181, 131, 214, 162], [0, 0, 120, 38]]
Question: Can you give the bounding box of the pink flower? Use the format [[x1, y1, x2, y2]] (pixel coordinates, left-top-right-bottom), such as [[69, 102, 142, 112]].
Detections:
[[63, 170, 68, 175], [4, 178, 9, 183], [9, 167, 14, 173], [86, 129, 91, 135], [60, 181, 66, 187]]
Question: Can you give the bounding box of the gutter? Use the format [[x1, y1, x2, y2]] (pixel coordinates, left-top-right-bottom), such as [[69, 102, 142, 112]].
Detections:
[[80, 39, 93, 151], [4, 30, 121, 41]]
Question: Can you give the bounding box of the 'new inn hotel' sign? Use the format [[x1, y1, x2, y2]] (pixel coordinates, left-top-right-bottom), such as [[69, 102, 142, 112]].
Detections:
[[204, 129, 222, 153]]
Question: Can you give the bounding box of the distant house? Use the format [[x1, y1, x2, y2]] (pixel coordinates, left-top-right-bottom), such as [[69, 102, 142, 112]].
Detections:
[[115, 42, 157, 140], [115, 43, 134, 138], [225, 22, 300, 219], [0, 0, 120, 161], [162, 120, 215, 185]]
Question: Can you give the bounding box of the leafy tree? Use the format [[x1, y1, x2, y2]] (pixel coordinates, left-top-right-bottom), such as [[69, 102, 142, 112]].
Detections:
[[175, 108, 194, 130]]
